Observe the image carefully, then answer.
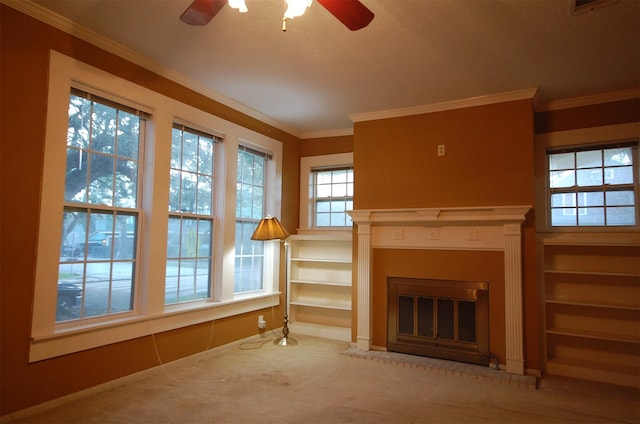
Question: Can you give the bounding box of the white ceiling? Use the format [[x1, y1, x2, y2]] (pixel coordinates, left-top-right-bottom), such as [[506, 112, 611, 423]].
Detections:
[[20, 0, 640, 137]]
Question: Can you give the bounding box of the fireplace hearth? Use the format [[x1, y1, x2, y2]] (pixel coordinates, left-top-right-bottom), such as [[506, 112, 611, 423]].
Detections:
[[388, 277, 490, 365]]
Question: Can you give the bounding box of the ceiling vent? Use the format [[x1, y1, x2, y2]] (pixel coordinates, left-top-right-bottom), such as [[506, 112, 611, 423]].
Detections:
[[572, 0, 618, 15]]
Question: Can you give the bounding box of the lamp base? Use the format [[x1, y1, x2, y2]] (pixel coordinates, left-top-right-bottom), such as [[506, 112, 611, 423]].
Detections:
[[273, 335, 298, 347]]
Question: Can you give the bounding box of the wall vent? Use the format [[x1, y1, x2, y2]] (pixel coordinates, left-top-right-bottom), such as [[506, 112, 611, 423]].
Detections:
[[573, 0, 618, 15]]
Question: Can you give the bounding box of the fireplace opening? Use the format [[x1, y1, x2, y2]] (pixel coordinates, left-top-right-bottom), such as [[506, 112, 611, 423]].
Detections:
[[388, 277, 490, 365]]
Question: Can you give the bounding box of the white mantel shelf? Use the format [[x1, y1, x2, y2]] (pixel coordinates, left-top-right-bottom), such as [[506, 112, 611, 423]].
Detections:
[[348, 206, 531, 375]]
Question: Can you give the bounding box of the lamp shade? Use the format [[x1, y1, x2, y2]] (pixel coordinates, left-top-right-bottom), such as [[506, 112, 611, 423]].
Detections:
[[251, 216, 289, 241]]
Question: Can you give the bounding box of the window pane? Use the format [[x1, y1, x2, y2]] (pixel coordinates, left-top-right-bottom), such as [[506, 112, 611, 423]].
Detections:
[[331, 212, 346, 226], [332, 183, 347, 197], [182, 132, 198, 172], [550, 170, 575, 188], [91, 102, 116, 154], [171, 130, 182, 168], [67, 95, 91, 148], [316, 171, 332, 184], [88, 153, 114, 206], [607, 207, 636, 226], [577, 168, 602, 186], [606, 190, 635, 206], [316, 184, 331, 198], [551, 208, 577, 226], [605, 166, 634, 185], [197, 175, 212, 214], [604, 147, 633, 166], [578, 192, 603, 207], [549, 153, 574, 170], [578, 207, 604, 226], [329, 200, 343, 212], [576, 150, 602, 168], [115, 158, 137, 208], [316, 213, 330, 227], [551, 193, 575, 207], [116, 111, 139, 160]]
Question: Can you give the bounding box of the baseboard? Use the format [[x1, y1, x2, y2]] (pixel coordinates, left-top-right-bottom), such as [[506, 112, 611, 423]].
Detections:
[[0, 332, 271, 422]]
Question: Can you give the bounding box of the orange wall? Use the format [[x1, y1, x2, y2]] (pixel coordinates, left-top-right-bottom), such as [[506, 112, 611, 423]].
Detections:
[[535, 98, 640, 133], [0, 6, 299, 415], [300, 135, 353, 157], [352, 100, 539, 371]]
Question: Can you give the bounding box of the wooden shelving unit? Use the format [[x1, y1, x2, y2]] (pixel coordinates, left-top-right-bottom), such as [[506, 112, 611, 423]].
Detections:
[[287, 231, 353, 342], [541, 237, 640, 388]]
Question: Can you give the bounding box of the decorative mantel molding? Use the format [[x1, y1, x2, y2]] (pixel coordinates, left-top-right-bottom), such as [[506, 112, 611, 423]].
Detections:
[[348, 206, 531, 375]]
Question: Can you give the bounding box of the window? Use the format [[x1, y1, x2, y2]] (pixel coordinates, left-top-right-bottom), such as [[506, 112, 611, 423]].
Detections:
[[165, 125, 220, 304], [311, 166, 354, 227], [57, 89, 147, 322], [235, 146, 270, 293], [299, 153, 354, 230], [548, 141, 639, 227], [32, 52, 283, 362]]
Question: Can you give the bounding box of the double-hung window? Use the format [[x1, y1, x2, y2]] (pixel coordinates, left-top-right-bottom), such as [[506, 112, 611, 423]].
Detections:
[[57, 89, 148, 322], [165, 124, 220, 304], [235, 146, 270, 293], [299, 153, 354, 230], [311, 166, 354, 227], [32, 52, 283, 362], [547, 141, 639, 227]]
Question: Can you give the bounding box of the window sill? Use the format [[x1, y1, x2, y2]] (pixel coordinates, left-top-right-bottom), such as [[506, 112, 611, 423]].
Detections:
[[29, 293, 279, 362], [538, 230, 640, 246]]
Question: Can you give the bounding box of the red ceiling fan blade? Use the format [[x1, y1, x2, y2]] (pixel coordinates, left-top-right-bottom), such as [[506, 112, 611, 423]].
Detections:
[[317, 0, 374, 31], [180, 0, 227, 26]]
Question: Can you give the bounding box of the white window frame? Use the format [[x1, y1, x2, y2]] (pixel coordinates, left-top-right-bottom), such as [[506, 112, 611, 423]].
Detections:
[[535, 122, 640, 233], [299, 153, 354, 230], [30, 51, 282, 362]]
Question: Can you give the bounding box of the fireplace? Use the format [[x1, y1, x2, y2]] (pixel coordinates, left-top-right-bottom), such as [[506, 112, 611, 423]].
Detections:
[[388, 277, 490, 365], [348, 206, 530, 375]]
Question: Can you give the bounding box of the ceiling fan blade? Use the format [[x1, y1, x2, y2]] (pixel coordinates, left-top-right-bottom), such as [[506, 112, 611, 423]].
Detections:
[[180, 0, 227, 26], [317, 0, 374, 31]]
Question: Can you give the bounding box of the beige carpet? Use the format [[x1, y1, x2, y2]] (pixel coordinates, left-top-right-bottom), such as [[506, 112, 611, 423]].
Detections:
[[8, 334, 640, 423]]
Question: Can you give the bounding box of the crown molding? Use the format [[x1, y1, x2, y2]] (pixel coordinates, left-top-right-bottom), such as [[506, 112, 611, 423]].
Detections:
[[2, 0, 302, 139], [349, 88, 538, 123], [535, 88, 640, 112], [300, 128, 354, 139]]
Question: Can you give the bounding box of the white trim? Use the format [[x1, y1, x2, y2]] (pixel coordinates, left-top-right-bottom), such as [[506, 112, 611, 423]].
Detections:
[[300, 128, 354, 139], [31, 50, 283, 361], [30, 294, 278, 362], [1, 0, 300, 138], [348, 206, 531, 375], [7, 332, 275, 422], [536, 88, 640, 112], [349, 88, 538, 123], [299, 153, 354, 231]]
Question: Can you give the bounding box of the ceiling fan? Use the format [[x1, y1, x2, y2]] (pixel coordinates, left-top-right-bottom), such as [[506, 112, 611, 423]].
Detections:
[[180, 0, 375, 31]]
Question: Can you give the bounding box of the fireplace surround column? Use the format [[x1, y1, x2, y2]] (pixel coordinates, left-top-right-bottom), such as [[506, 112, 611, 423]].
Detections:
[[349, 211, 373, 350], [504, 223, 525, 374]]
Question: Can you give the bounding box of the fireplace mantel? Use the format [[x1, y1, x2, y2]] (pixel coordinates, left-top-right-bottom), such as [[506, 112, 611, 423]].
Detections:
[[348, 206, 531, 375]]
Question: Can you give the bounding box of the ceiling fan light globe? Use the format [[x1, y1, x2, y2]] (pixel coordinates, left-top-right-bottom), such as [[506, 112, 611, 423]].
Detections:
[[228, 0, 248, 13], [284, 0, 312, 19]]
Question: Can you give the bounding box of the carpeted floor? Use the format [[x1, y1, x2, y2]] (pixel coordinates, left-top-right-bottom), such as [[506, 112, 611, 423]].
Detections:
[[7, 334, 640, 423]]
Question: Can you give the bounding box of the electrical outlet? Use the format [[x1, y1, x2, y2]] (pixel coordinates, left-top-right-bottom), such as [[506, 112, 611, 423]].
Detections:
[[437, 145, 445, 156], [258, 315, 266, 329]]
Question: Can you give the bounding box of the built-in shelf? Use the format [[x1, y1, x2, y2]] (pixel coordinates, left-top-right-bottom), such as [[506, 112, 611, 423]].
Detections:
[[288, 232, 353, 342], [541, 240, 640, 388]]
